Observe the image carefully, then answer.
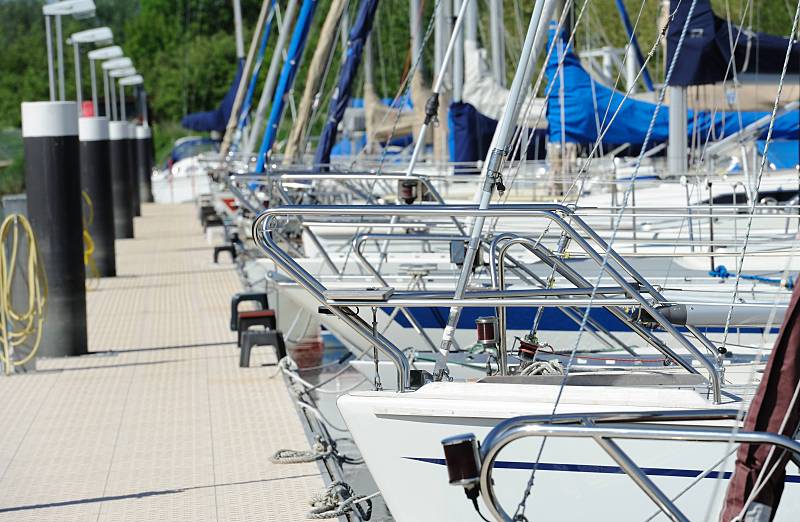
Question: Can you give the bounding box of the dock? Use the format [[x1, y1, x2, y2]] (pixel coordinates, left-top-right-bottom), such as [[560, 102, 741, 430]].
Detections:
[[0, 203, 324, 521]]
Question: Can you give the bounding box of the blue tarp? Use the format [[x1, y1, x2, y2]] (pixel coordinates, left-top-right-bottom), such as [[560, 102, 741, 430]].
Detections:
[[757, 140, 800, 170], [181, 60, 243, 133], [667, 0, 799, 86], [313, 0, 381, 168], [545, 28, 800, 147]]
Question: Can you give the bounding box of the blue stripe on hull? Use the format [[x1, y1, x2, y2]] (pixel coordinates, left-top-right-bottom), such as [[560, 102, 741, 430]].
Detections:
[[406, 457, 800, 482], [386, 306, 780, 334]]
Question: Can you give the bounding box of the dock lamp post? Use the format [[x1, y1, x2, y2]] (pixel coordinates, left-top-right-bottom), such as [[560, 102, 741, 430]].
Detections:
[[101, 57, 133, 121], [67, 27, 112, 115], [87, 46, 122, 117], [109, 67, 139, 215], [118, 74, 146, 124], [42, 0, 96, 101], [109, 67, 137, 120]]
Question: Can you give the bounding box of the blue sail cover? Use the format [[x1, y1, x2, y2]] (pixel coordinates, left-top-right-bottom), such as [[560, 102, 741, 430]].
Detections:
[[667, 0, 800, 86], [313, 0, 381, 168], [757, 140, 800, 171], [545, 28, 800, 147], [181, 60, 244, 132], [449, 102, 546, 163]]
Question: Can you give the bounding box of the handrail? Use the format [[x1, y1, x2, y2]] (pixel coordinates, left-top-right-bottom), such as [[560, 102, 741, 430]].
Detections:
[[252, 204, 723, 396], [493, 235, 707, 376], [487, 233, 635, 354], [352, 232, 468, 353], [476, 411, 800, 522], [486, 226, 722, 402]]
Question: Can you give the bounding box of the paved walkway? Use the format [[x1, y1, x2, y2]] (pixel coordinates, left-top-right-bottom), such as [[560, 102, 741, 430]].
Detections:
[[0, 203, 323, 521]]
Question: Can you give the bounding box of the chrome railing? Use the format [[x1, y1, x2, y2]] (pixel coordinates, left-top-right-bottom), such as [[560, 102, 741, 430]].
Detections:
[[252, 204, 725, 398], [465, 409, 800, 522]]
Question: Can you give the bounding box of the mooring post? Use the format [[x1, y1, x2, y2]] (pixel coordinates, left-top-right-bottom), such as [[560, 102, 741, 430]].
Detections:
[[108, 121, 134, 238], [126, 123, 141, 218], [21, 101, 88, 357], [79, 116, 117, 277], [135, 125, 154, 204]]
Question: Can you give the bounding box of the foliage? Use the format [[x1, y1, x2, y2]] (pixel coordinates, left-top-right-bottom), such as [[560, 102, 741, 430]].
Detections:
[[0, 0, 795, 193]]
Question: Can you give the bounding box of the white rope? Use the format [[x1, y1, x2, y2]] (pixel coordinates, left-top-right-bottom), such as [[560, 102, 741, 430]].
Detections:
[[271, 438, 333, 464], [518, 359, 563, 376], [307, 481, 378, 519]]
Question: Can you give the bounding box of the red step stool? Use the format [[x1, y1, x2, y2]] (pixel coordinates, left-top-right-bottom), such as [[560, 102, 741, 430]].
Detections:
[[237, 309, 277, 346]]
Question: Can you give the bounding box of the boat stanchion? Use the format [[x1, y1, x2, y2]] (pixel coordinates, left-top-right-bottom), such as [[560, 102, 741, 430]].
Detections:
[[79, 116, 116, 277], [21, 101, 88, 357], [135, 125, 154, 203], [108, 121, 134, 238], [126, 123, 141, 217]]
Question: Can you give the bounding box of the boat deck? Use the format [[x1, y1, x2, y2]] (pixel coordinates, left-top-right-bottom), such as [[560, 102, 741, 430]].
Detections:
[[0, 203, 324, 521]]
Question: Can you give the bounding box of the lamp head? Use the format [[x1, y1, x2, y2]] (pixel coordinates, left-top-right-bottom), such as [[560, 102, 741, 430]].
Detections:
[[118, 75, 144, 87], [109, 67, 137, 79], [43, 0, 96, 18], [87, 45, 122, 61], [102, 57, 133, 71], [69, 27, 113, 46]]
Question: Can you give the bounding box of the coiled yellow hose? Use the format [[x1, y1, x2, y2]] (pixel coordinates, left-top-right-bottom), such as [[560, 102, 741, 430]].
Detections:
[[0, 214, 47, 374]]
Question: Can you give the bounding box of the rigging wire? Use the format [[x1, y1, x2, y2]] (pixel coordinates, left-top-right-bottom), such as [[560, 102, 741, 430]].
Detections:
[[512, 1, 701, 517], [703, 2, 800, 516]]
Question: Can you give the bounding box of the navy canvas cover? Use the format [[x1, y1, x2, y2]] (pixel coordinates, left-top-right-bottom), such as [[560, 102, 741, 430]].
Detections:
[[181, 60, 244, 133], [314, 0, 380, 167], [667, 0, 799, 86], [450, 102, 546, 163]]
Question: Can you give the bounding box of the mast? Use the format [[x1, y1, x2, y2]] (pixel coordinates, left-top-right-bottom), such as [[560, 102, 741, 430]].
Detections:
[[434, 0, 559, 379], [220, 0, 273, 157], [452, 0, 464, 103], [283, 0, 349, 163], [488, 0, 505, 86], [312, 0, 381, 167], [255, 0, 320, 172], [232, 0, 246, 59], [245, 0, 301, 155]]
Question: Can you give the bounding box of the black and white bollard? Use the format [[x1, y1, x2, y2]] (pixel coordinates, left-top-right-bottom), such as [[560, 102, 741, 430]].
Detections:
[[135, 125, 154, 203], [79, 116, 117, 277], [21, 101, 88, 358], [127, 123, 141, 217], [108, 121, 134, 238]]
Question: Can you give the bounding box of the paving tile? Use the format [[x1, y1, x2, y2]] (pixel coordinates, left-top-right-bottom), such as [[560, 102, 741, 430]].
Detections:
[[0, 204, 323, 521]]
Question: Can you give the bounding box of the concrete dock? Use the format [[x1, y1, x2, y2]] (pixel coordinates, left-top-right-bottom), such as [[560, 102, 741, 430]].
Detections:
[[0, 203, 324, 521]]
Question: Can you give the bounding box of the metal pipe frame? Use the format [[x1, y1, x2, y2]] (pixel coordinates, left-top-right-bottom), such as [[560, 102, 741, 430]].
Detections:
[[352, 233, 468, 353], [489, 233, 637, 356], [253, 215, 411, 391], [487, 234, 646, 355], [477, 410, 800, 522], [501, 236, 705, 377], [251, 204, 723, 399]]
